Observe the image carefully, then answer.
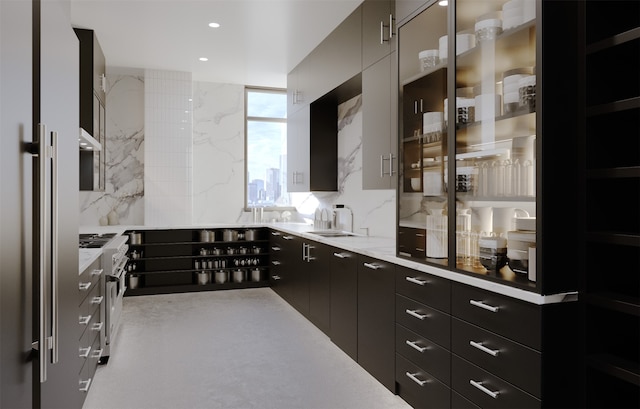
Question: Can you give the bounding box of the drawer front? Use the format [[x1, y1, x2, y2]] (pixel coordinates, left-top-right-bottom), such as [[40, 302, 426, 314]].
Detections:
[[396, 353, 450, 409], [452, 390, 481, 409], [452, 355, 540, 409], [398, 227, 426, 258], [396, 266, 451, 313], [396, 324, 450, 386], [452, 318, 541, 398], [78, 261, 102, 305], [78, 312, 101, 368], [396, 294, 450, 348], [452, 283, 541, 350]]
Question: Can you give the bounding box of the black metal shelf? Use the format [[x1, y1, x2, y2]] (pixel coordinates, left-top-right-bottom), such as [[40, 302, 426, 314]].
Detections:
[[585, 292, 640, 317], [124, 280, 270, 297], [587, 353, 640, 387]]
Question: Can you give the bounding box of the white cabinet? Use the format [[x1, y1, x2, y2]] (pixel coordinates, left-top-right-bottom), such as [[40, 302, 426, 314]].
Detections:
[[287, 105, 310, 192]]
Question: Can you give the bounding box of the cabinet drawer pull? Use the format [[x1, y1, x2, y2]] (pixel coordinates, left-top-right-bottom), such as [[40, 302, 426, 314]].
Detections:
[[79, 315, 91, 325], [405, 340, 428, 353], [405, 309, 428, 320], [271, 246, 281, 251], [91, 348, 103, 359], [271, 260, 281, 266], [79, 378, 92, 393], [271, 275, 281, 280], [79, 282, 91, 291], [91, 322, 104, 331], [271, 231, 281, 236], [90, 268, 103, 276], [333, 252, 349, 259], [470, 380, 499, 399], [415, 233, 425, 237], [79, 346, 91, 358], [282, 235, 293, 240], [470, 299, 499, 312], [405, 276, 427, 286], [405, 372, 427, 386], [470, 341, 499, 356], [415, 247, 425, 252], [363, 262, 381, 270], [90, 296, 104, 305]]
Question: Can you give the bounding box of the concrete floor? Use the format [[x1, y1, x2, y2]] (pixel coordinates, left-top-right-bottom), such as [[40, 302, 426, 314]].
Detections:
[[83, 288, 412, 409]]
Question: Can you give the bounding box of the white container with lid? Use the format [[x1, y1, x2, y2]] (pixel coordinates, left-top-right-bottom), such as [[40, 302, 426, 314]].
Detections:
[[419, 49, 439, 71], [475, 17, 503, 42]]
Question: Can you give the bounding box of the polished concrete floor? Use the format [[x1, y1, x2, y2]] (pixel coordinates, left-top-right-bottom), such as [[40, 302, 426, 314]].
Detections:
[[83, 288, 412, 409]]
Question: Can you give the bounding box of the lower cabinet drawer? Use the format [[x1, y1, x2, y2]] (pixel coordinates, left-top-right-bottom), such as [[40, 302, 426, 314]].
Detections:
[[396, 266, 451, 313], [452, 355, 540, 409], [396, 354, 450, 409], [452, 283, 541, 350], [395, 324, 450, 386], [452, 318, 541, 398], [452, 390, 481, 409], [396, 294, 450, 348]]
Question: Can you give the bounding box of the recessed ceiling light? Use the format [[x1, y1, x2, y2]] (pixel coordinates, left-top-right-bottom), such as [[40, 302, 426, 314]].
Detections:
[[208, 22, 220, 28], [438, 0, 448, 5], [199, 57, 209, 62]]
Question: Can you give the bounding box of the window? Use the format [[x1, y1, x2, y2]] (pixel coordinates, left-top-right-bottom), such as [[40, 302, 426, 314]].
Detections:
[[245, 87, 289, 209]]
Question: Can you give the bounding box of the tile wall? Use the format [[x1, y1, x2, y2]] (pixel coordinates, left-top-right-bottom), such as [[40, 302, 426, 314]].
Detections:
[[143, 69, 193, 226]]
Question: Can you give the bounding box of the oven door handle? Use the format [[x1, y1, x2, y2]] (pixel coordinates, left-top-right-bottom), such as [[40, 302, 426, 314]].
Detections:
[[106, 256, 129, 280]]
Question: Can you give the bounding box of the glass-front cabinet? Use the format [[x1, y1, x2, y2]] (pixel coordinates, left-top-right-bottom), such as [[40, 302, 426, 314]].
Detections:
[[398, 0, 578, 294]]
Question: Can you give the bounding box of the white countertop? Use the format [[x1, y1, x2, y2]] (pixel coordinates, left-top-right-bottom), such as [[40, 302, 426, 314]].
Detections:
[[79, 248, 101, 274], [79, 222, 577, 305]]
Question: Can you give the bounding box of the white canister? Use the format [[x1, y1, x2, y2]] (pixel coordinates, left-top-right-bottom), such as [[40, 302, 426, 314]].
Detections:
[[492, 208, 529, 236], [471, 206, 493, 234], [418, 49, 440, 71]]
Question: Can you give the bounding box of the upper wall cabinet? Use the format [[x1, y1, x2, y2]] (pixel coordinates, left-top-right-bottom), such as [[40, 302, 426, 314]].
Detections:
[[362, 0, 396, 70], [397, 0, 582, 295], [74, 28, 106, 191], [396, 0, 430, 25]]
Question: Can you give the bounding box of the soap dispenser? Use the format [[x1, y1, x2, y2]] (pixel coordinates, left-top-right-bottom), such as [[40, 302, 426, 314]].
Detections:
[[333, 204, 353, 232]]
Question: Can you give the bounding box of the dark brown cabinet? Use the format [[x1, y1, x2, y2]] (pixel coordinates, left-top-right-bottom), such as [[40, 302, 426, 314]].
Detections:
[[580, 2, 640, 407], [357, 255, 396, 392], [329, 247, 358, 361], [124, 228, 271, 296], [307, 241, 331, 334], [74, 28, 106, 191]]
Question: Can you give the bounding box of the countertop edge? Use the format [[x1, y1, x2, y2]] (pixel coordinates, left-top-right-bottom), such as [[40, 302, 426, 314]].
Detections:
[[80, 223, 577, 305]]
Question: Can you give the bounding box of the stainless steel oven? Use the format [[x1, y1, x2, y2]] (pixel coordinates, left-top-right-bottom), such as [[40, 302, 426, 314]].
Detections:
[[101, 235, 128, 362]]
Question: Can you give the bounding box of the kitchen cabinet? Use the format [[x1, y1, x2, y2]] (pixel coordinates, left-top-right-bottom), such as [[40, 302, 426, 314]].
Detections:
[[123, 228, 271, 296], [397, 0, 582, 296], [362, 0, 396, 71], [77, 256, 104, 404], [398, 226, 426, 258], [270, 232, 308, 313], [396, 0, 429, 25], [395, 266, 451, 408], [306, 241, 331, 334], [287, 106, 311, 191], [579, 2, 640, 407], [329, 247, 358, 361], [362, 51, 398, 190], [74, 28, 106, 192], [357, 255, 396, 392], [450, 282, 582, 408], [269, 230, 292, 302]]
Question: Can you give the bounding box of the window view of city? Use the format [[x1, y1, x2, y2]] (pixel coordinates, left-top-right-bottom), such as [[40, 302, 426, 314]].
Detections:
[[246, 88, 289, 208]]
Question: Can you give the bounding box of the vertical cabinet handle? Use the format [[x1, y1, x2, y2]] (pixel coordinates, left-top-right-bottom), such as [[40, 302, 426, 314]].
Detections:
[[389, 153, 395, 176], [389, 14, 395, 38], [79, 378, 92, 393], [51, 131, 59, 365], [470, 299, 500, 313], [470, 380, 500, 399]]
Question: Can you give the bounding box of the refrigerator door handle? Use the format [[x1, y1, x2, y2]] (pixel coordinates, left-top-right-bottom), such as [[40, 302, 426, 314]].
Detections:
[[51, 131, 59, 365], [32, 124, 58, 382], [35, 123, 49, 382]]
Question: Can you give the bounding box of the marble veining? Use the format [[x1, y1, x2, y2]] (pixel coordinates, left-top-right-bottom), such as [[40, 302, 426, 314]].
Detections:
[[79, 69, 145, 226]]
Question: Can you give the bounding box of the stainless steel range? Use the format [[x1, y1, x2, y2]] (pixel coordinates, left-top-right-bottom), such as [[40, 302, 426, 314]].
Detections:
[[101, 235, 128, 362]]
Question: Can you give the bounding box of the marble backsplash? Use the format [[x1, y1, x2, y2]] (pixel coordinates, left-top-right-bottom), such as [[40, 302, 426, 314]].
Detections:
[[80, 69, 395, 239], [79, 68, 145, 226]]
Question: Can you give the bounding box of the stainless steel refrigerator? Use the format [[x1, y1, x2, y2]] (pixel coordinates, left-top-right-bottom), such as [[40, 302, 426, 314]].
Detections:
[[1, 0, 80, 407]]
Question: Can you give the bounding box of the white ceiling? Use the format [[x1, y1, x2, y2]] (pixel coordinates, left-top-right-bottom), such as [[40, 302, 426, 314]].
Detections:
[[70, 0, 363, 88]]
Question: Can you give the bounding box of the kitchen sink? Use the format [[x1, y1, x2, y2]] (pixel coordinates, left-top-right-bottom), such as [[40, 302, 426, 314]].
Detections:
[[308, 230, 358, 238]]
